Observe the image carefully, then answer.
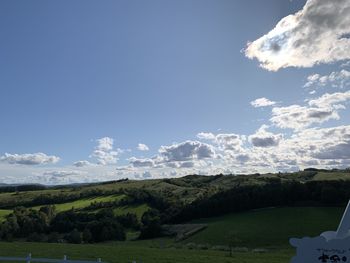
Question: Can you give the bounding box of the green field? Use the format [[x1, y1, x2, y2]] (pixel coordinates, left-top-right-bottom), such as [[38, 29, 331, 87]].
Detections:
[[0, 241, 294, 263], [312, 171, 350, 181], [0, 189, 64, 207], [0, 206, 345, 262], [113, 203, 150, 219], [0, 209, 11, 221], [185, 207, 344, 248], [33, 195, 125, 212]]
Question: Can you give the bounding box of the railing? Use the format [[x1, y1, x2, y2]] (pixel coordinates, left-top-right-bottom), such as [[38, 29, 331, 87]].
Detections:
[[0, 254, 105, 263]]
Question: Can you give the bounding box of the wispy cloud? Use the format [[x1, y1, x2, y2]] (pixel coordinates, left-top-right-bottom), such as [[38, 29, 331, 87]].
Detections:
[[250, 97, 276, 107], [137, 143, 149, 151], [304, 70, 350, 89], [0, 152, 60, 165]]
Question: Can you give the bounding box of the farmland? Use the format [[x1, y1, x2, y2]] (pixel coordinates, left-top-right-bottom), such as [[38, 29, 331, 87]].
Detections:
[[0, 169, 348, 262]]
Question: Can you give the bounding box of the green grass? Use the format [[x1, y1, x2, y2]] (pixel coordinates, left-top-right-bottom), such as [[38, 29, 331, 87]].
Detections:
[[313, 172, 350, 181], [113, 203, 150, 219], [0, 209, 11, 221], [0, 241, 294, 263], [0, 189, 65, 207], [33, 195, 125, 212], [0, 207, 342, 262], [185, 207, 344, 248]]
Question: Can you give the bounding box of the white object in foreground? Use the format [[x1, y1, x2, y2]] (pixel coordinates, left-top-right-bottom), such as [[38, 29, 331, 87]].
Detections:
[[290, 200, 350, 263]]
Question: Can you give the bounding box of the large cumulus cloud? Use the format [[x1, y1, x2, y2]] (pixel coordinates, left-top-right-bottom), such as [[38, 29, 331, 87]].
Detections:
[[197, 133, 245, 151], [91, 137, 121, 165], [245, 0, 350, 71], [248, 125, 283, 147], [159, 140, 216, 162]]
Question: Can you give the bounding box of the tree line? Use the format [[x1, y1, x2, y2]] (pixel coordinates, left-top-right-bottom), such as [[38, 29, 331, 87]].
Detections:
[[170, 179, 350, 223]]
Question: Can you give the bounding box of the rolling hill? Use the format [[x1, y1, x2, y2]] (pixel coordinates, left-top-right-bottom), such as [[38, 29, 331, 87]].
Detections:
[[0, 169, 348, 262]]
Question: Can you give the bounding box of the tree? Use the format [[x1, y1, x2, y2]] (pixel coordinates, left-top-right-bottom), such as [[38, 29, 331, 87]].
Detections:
[[139, 209, 162, 239], [116, 213, 140, 230], [39, 205, 56, 221], [82, 228, 92, 243], [67, 229, 82, 244], [27, 232, 46, 242], [47, 232, 60, 243]]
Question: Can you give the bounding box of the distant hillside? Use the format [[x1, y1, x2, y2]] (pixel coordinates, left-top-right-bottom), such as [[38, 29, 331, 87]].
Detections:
[[0, 168, 350, 214], [0, 168, 349, 244]]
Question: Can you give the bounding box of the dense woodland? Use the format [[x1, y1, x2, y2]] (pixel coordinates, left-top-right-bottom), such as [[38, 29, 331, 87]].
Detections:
[[0, 169, 349, 243]]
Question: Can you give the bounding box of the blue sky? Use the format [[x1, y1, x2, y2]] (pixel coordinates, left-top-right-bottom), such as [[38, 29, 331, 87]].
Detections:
[[1, 0, 350, 184]]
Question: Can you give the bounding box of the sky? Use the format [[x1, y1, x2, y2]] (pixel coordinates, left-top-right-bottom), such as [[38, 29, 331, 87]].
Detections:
[[1, 0, 350, 184]]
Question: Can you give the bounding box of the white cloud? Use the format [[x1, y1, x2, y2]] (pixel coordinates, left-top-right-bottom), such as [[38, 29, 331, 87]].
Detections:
[[159, 140, 216, 163], [0, 153, 60, 165], [309, 90, 316, 95], [304, 74, 321, 88], [215, 134, 245, 151], [0, 158, 129, 185], [293, 125, 350, 161], [197, 132, 216, 140], [197, 132, 245, 151], [304, 70, 350, 89], [245, 0, 350, 71], [271, 105, 339, 130], [134, 171, 153, 179], [91, 137, 121, 165], [118, 124, 350, 176], [270, 91, 350, 130], [164, 161, 198, 169], [2, 123, 350, 184], [129, 157, 155, 168], [235, 154, 250, 163], [179, 161, 195, 168], [314, 141, 350, 160], [248, 125, 283, 147], [96, 137, 114, 151], [2, 91, 350, 184], [43, 170, 86, 177], [73, 160, 93, 167], [250, 97, 276, 107], [142, 171, 153, 178], [308, 91, 350, 108], [128, 140, 217, 170], [137, 143, 149, 151], [217, 125, 350, 172]]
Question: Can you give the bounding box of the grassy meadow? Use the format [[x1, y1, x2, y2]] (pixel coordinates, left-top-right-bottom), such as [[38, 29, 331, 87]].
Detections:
[[0, 206, 345, 262], [0, 241, 294, 263], [32, 195, 125, 212], [185, 207, 344, 248], [113, 204, 150, 220]]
